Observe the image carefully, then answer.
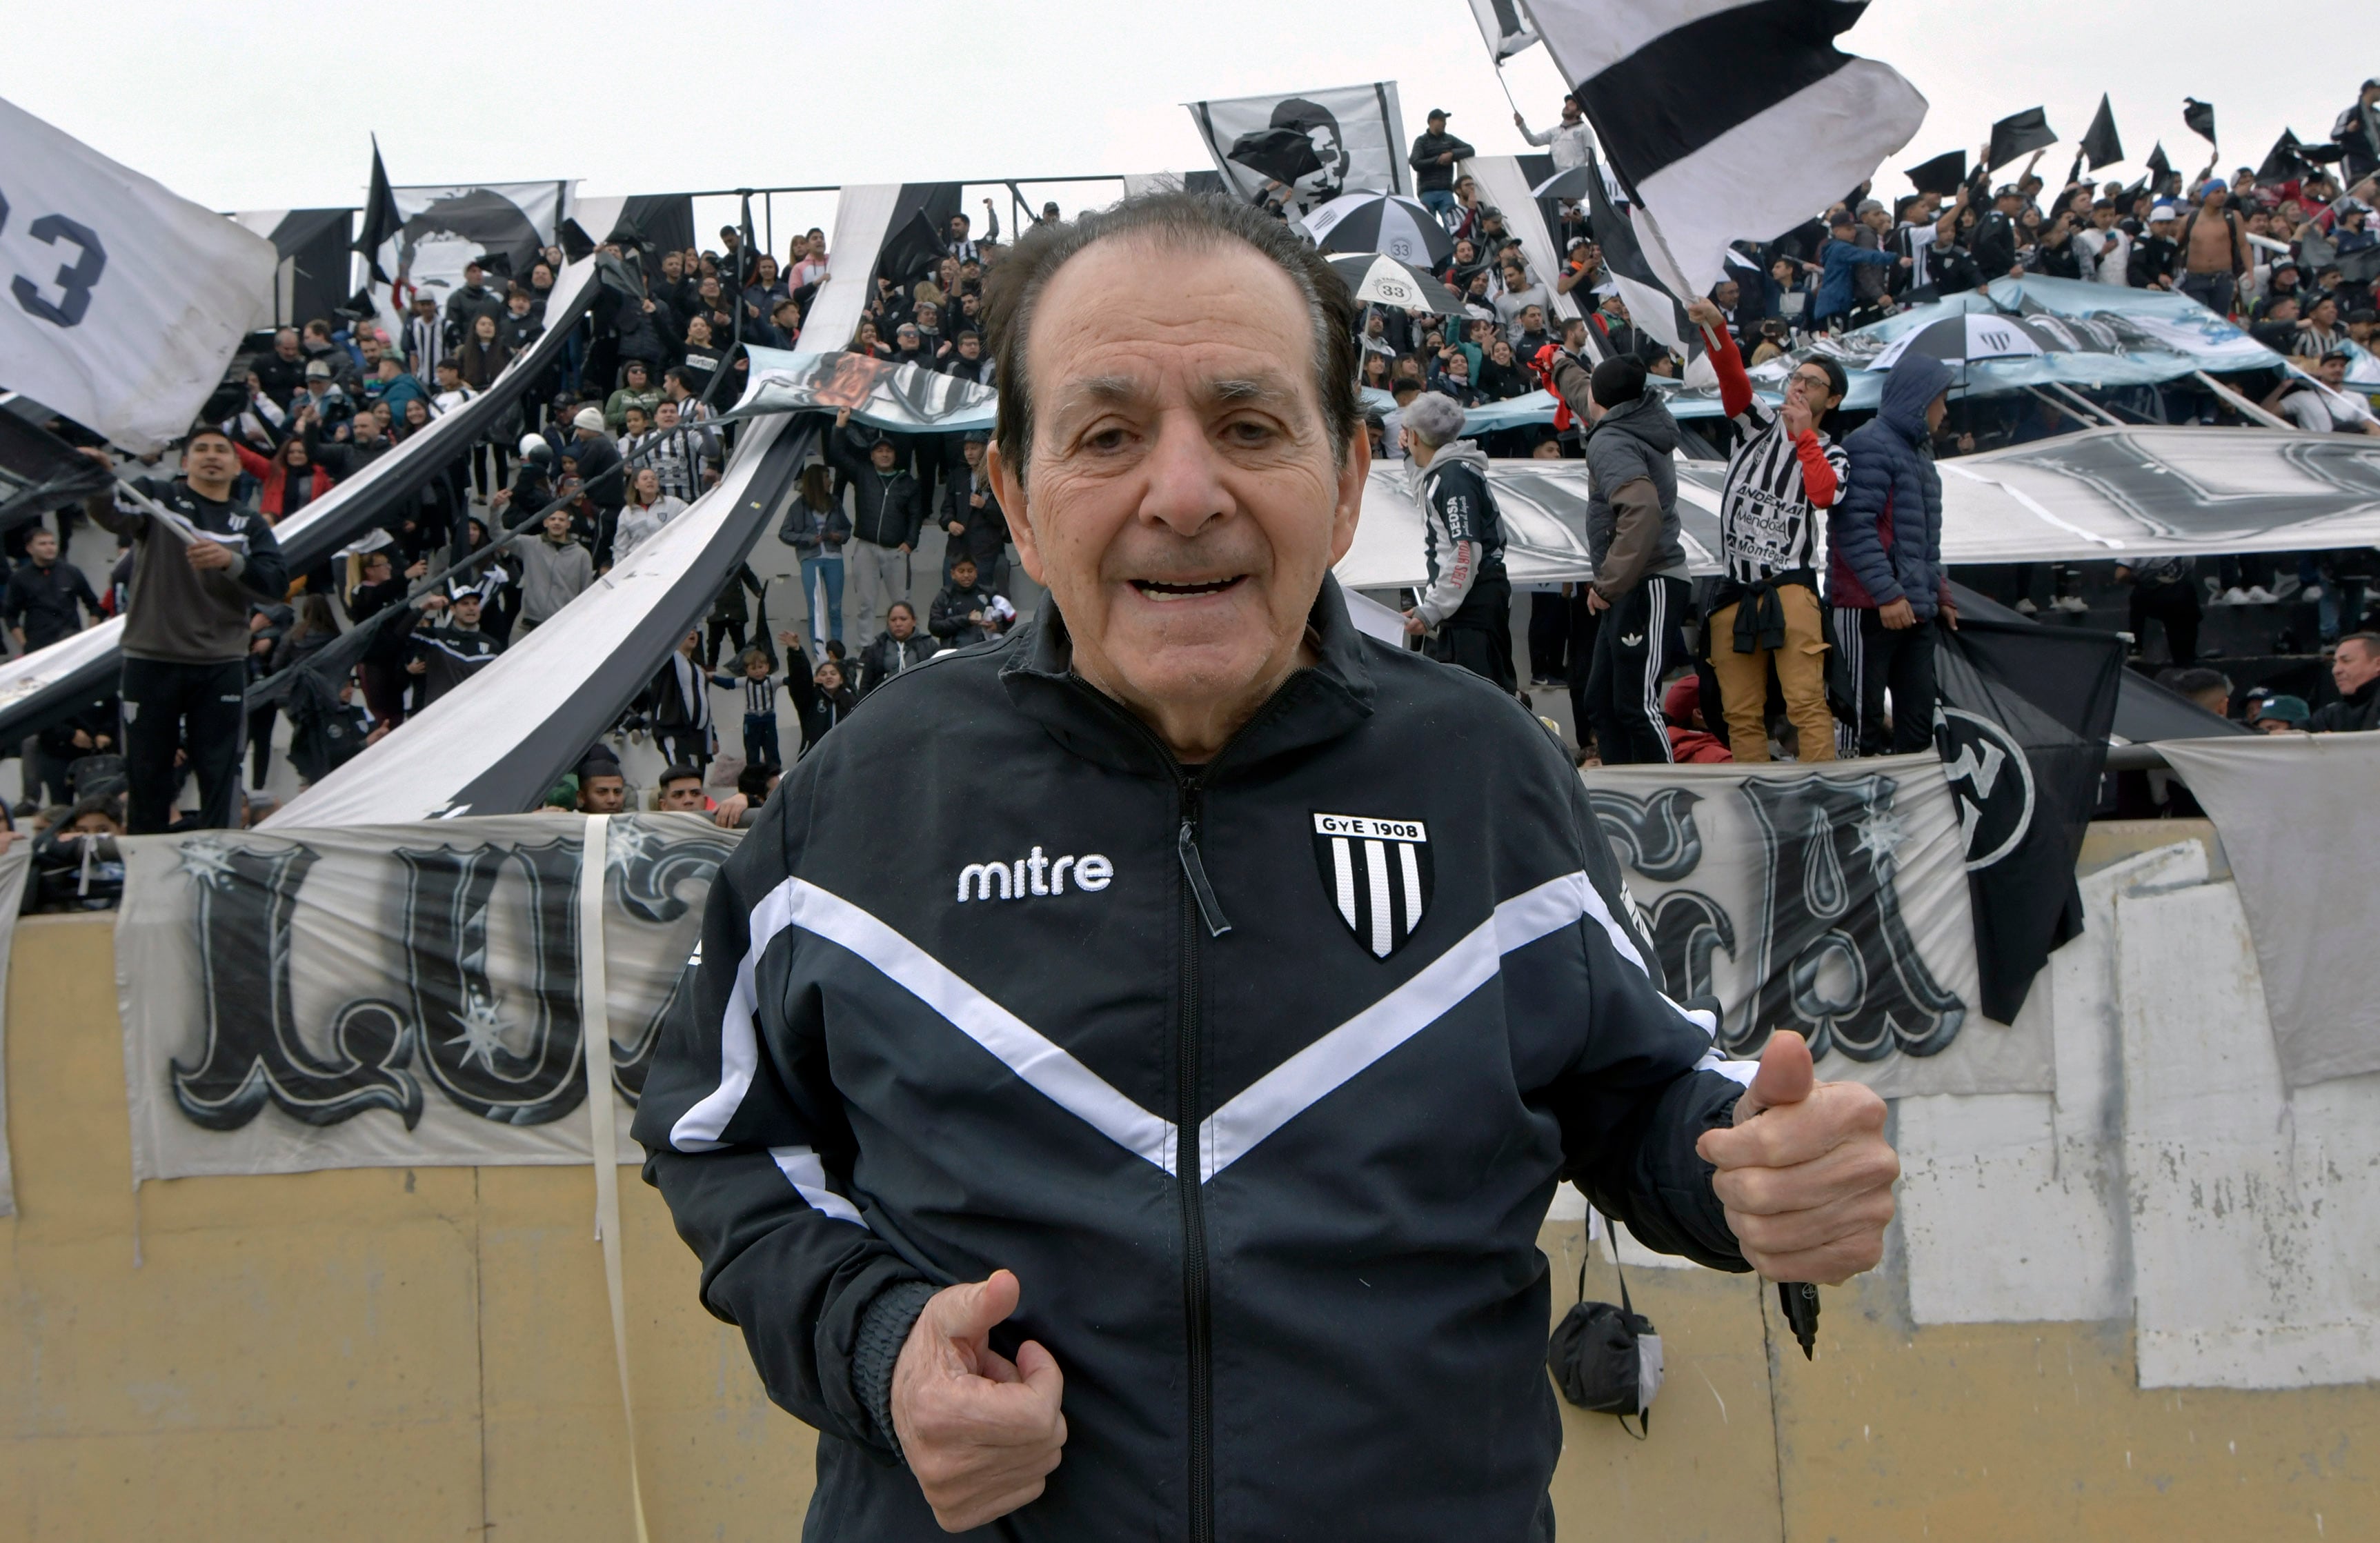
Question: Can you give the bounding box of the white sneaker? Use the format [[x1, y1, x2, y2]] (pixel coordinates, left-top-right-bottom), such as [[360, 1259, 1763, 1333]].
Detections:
[[2243, 585, 2278, 604], [2219, 587, 2249, 605], [2015, 597, 2039, 615], [2055, 595, 2090, 613], [2303, 584, 2324, 601], [2271, 575, 2301, 601]]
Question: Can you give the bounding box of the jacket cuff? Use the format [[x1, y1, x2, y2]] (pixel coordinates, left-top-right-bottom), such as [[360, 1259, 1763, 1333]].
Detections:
[[852, 1278, 938, 1457]]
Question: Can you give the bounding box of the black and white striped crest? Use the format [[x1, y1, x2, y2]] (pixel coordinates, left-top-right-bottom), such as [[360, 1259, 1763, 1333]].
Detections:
[[1312, 813, 1432, 959]]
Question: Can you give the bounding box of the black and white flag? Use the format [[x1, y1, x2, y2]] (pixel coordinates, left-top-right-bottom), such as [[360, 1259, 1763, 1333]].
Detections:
[[1584, 152, 1694, 361], [1185, 83, 1410, 211], [1519, 0, 1926, 297], [1467, 0, 1541, 60], [0, 93, 276, 452]]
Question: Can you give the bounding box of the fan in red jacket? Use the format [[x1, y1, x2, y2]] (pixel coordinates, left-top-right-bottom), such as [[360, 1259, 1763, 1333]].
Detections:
[[233, 437, 338, 521], [1663, 675, 1734, 763]]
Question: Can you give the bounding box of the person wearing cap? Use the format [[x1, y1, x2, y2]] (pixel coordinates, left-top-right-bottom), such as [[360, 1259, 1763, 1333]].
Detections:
[[1814, 212, 1907, 332], [404, 584, 504, 709], [1516, 93, 1594, 172], [2125, 203, 2179, 290], [444, 260, 507, 350], [1660, 674, 1733, 763], [2250, 694, 2312, 733], [1407, 108, 1475, 224], [290, 357, 354, 439], [1970, 186, 2027, 281], [828, 405, 926, 631], [2174, 179, 2250, 317]]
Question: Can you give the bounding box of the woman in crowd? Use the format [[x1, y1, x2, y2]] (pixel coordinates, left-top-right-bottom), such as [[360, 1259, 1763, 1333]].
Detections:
[[232, 432, 336, 521], [777, 463, 850, 652], [457, 312, 513, 497], [680, 315, 724, 400], [615, 467, 690, 563], [772, 630, 857, 756]]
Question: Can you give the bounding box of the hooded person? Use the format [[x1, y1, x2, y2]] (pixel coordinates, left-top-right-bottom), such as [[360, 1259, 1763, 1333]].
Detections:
[[1396, 392, 1515, 694], [1547, 351, 1692, 763], [1829, 352, 1958, 756]]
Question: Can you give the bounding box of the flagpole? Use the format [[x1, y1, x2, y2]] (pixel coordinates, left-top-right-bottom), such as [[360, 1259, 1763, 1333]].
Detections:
[[1493, 60, 1527, 123]]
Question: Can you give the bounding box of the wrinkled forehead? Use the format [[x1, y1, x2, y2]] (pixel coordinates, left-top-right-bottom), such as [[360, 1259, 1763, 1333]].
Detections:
[[1025, 236, 1317, 437]]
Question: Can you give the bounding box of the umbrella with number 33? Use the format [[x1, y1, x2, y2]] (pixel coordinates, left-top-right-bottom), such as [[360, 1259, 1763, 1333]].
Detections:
[[1323, 253, 1469, 316]]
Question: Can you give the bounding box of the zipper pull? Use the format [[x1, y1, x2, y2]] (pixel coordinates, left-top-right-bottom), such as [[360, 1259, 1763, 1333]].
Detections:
[[1178, 820, 1232, 938]]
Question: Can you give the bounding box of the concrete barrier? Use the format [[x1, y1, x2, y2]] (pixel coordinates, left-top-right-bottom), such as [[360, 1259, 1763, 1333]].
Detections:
[[5, 899, 2375, 1540]]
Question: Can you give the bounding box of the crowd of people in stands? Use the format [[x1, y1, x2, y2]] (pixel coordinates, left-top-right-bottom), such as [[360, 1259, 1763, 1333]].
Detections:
[[5, 79, 2377, 906]]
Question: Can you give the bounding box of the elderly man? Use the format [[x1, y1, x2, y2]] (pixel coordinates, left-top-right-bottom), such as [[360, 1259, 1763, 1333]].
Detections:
[[2310, 633, 2380, 732], [634, 193, 1897, 1538], [1398, 391, 1515, 693]]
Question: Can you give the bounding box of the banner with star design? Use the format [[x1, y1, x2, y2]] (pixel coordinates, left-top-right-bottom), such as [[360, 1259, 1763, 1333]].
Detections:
[[1581, 752, 2048, 1099], [117, 815, 737, 1182]]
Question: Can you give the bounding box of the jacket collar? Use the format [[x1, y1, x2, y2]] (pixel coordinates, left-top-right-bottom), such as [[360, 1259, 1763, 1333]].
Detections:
[[1001, 573, 1376, 780]]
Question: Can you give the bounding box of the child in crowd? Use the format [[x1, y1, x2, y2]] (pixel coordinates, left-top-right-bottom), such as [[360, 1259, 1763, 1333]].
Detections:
[[773, 630, 857, 755], [712, 646, 786, 769]]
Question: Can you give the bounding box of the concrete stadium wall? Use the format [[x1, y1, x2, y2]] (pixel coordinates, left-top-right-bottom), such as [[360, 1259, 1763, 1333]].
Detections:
[[4, 900, 2376, 1540]]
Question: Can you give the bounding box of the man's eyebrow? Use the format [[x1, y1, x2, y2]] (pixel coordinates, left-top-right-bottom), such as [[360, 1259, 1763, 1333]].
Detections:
[[1051, 375, 1142, 415], [1202, 375, 1298, 407]]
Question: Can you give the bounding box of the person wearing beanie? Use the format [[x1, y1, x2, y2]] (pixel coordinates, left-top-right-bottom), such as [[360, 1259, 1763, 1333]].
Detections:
[[1396, 391, 1515, 693], [1830, 352, 1957, 756], [1545, 349, 1693, 763], [566, 406, 627, 566]]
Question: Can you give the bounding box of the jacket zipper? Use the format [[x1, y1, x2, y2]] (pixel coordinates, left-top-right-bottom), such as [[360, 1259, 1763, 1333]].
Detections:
[[1176, 773, 1218, 1543]]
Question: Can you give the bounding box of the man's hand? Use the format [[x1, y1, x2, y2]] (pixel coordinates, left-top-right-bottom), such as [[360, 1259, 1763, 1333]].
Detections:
[[1683, 297, 1725, 329], [1696, 1032, 1897, 1285], [186, 539, 235, 573], [1941, 599, 1958, 630], [1877, 598, 1916, 630], [1585, 587, 1611, 613], [890, 1271, 1067, 1533], [711, 792, 750, 828], [1779, 396, 1814, 439], [947, 520, 967, 537]]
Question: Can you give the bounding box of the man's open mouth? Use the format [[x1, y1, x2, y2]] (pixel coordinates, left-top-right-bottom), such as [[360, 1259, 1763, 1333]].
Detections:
[[1129, 577, 1246, 602]]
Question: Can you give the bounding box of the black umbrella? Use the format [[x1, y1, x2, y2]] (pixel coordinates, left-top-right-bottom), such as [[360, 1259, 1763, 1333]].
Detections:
[[1298, 192, 1454, 267], [1868, 312, 2062, 372]]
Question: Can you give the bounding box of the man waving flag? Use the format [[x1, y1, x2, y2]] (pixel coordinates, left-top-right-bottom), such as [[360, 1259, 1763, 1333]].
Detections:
[[1519, 0, 1926, 299]]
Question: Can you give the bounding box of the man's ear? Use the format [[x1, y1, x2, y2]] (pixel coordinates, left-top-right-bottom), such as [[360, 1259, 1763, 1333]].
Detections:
[[1329, 430, 1371, 567], [986, 441, 1044, 586]]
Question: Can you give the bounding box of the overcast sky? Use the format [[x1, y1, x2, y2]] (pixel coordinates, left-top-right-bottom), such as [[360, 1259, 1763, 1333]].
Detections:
[[6, 0, 2369, 242]]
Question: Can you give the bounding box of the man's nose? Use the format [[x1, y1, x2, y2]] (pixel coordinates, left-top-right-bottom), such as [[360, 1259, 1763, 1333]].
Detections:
[[1137, 412, 1232, 539]]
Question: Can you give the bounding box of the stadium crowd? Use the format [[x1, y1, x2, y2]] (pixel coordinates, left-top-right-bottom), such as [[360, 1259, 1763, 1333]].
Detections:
[[6, 79, 2378, 905]]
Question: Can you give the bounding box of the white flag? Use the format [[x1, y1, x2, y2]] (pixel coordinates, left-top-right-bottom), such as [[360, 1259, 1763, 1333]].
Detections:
[[0, 95, 276, 453], [1519, 0, 1925, 297], [1467, 0, 1541, 60]]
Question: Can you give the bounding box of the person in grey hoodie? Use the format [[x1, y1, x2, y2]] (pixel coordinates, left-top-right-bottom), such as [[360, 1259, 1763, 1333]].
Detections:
[[1397, 392, 1514, 694], [1829, 351, 1957, 756], [516, 506, 595, 631], [1550, 352, 1692, 763]]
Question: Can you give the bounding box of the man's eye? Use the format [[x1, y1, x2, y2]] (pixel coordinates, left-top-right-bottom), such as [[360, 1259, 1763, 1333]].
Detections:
[[1086, 427, 1130, 453], [1225, 420, 1275, 445]]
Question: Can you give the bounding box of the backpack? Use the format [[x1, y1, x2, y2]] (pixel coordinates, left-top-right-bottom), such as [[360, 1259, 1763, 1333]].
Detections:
[[1546, 1221, 1664, 1438]]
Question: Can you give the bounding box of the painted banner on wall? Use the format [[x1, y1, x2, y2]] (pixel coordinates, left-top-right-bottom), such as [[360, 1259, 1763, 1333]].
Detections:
[[1583, 753, 2047, 1098], [118, 815, 737, 1182]]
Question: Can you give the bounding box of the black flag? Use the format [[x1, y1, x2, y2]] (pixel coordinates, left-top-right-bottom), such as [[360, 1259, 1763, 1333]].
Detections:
[[1904, 150, 1967, 197], [353, 137, 401, 284], [2257, 130, 2309, 183], [2145, 141, 2172, 178], [1986, 108, 2058, 172], [2081, 94, 2124, 170], [2183, 97, 2217, 147], [1584, 152, 1694, 361], [1932, 588, 2124, 1024], [874, 210, 945, 288]]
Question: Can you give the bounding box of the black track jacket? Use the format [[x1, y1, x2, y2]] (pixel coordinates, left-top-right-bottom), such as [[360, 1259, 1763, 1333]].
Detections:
[[635, 577, 1752, 1542]]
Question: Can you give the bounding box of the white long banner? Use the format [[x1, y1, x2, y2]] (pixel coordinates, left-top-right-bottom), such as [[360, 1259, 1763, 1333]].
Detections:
[[1583, 753, 2047, 1098], [0, 94, 276, 452], [118, 815, 737, 1182]]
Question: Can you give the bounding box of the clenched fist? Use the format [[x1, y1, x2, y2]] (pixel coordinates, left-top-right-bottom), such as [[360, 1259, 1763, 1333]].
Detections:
[[891, 1269, 1067, 1532]]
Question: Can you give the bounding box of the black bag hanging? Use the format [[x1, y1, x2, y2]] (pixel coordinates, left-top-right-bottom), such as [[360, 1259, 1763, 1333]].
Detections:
[[1547, 1220, 1664, 1439]]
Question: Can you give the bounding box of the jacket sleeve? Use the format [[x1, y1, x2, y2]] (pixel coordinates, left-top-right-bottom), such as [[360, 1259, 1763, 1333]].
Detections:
[[633, 786, 929, 1458], [926, 590, 966, 640], [900, 480, 926, 548], [235, 512, 289, 600], [1593, 477, 1664, 600], [1830, 438, 1906, 606], [1701, 321, 1752, 419], [1548, 353, 1596, 419], [1548, 768, 1750, 1270], [1413, 470, 1481, 627], [824, 426, 866, 481]]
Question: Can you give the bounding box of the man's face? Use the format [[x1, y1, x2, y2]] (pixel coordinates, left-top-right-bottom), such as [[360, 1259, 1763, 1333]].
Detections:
[[1364, 313, 1385, 337], [958, 334, 981, 359], [275, 330, 299, 359], [184, 434, 237, 486], [655, 401, 679, 428], [662, 252, 683, 279], [871, 441, 898, 470], [450, 597, 482, 628], [2337, 638, 2380, 695], [962, 439, 984, 468], [1519, 306, 1545, 333], [355, 412, 382, 441], [1786, 362, 1838, 419], [1863, 207, 1889, 234], [581, 775, 626, 814], [544, 510, 573, 539], [990, 238, 1366, 743], [26, 532, 57, 564], [660, 777, 704, 812], [1560, 99, 1582, 125], [951, 559, 980, 589], [1714, 281, 1741, 310], [2319, 357, 2348, 388]]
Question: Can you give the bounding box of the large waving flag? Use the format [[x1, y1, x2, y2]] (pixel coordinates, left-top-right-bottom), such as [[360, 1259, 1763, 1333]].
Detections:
[[1519, 0, 1925, 298], [0, 94, 275, 452]]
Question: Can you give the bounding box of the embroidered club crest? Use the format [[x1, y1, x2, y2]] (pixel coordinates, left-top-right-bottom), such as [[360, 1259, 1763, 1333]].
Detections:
[[1311, 812, 1432, 958]]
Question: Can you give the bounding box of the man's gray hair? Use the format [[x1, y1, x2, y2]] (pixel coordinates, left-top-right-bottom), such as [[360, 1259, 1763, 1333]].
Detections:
[[1401, 392, 1468, 450], [983, 191, 1360, 487]]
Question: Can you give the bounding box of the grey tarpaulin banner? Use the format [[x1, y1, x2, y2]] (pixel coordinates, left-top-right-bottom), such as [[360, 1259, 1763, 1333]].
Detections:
[[1580, 753, 2047, 1098], [2156, 733, 2380, 1088], [1186, 81, 1409, 210], [0, 842, 34, 1213], [117, 814, 736, 1182]]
